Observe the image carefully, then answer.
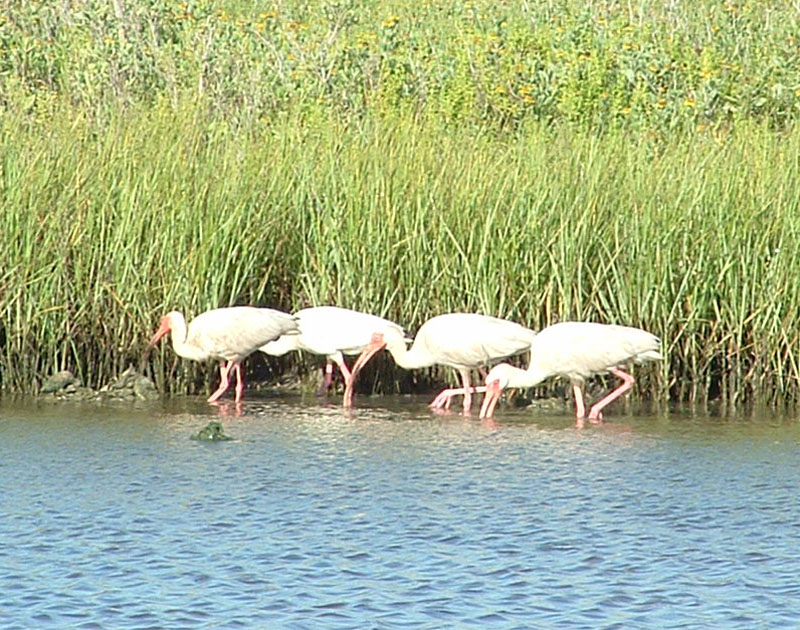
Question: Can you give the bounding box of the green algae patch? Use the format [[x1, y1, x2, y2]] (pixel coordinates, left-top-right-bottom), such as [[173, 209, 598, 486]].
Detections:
[[191, 422, 233, 442]]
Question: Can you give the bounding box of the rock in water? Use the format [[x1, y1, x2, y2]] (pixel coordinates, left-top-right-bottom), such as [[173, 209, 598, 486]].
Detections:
[[100, 366, 159, 401], [132, 374, 158, 400], [40, 370, 80, 394], [40, 370, 96, 399], [40, 367, 159, 401], [191, 421, 232, 441]]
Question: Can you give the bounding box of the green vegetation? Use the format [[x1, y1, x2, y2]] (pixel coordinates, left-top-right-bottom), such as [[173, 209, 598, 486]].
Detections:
[[3, 0, 799, 131], [1, 0, 799, 407]]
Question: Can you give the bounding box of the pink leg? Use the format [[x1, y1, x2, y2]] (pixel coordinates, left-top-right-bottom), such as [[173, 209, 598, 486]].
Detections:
[[333, 356, 355, 408], [431, 385, 487, 411], [429, 390, 448, 409], [430, 370, 474, 413], [316, 361, 335, 396], [587, 367, 635, 422], [208, 360, 232, 403], [572, 382, 586, 419], [232, 363, 245, 403], [430, 386, 451, 409], [460, 369, 472, 413], [430, 373, 456, 409]]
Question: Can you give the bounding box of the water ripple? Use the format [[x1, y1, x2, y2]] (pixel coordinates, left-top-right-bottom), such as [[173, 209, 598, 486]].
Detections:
[[2, 397, 800, 628]]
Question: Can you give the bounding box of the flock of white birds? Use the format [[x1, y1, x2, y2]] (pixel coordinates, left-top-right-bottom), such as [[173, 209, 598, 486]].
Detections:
[[148, 305, 662, 421]]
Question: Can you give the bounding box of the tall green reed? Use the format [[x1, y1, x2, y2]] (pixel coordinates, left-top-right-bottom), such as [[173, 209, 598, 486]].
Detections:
[[1, 100, 799, 406]]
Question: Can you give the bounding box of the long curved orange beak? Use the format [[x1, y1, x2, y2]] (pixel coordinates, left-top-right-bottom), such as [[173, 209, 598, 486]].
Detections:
[[147, 316, 171, 348], [350, 332, 387, 378], [479, 378, 504, 419]]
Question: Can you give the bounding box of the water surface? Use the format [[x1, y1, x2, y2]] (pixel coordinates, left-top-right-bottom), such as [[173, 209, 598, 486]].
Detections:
[[1, 395, 799, 629]]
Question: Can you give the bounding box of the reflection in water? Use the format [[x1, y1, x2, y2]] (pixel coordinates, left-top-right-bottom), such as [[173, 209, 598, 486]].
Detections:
[[210, 400, 243, 418], [1, 395, 799, 629]]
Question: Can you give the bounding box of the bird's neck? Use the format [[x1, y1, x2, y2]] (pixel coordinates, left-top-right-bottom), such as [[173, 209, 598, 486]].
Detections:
[[384, 338, 430, 370], [509, 362, 550, 388], [169, 315, 202, 361], [260, 334, 302, 356]]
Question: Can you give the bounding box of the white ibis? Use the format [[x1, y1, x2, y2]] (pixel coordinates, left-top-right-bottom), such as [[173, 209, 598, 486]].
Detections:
[[352, 313, 538, 413], [478, 321, 663, 421], [148, 306, 298, 403], [260, 306, 408, 407]]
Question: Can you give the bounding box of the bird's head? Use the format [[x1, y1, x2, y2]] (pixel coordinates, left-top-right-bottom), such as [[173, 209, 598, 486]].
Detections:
[[349, 332, 388, 376], [479, 363, 514, 419], [375, 327, 410, 352], [148, 312, 178, 348], [484, 363, 516, 391]]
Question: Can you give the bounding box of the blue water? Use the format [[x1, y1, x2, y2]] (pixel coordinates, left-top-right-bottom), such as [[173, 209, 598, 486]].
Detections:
[[1, 395, 799, 629]]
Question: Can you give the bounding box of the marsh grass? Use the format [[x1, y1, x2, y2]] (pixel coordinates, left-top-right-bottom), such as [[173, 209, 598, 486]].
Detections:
[[2, 97, 799, 405], [2, 0, 800, 405]]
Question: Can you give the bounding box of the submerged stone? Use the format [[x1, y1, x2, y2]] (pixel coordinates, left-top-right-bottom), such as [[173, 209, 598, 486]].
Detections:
[[191, 421, 232, 442], [40, 370, 81, 394], [40, 371, 98, 400], [39, 366, 159, 401], [132, 374, 158, 400], [99, 366, 159, 401]]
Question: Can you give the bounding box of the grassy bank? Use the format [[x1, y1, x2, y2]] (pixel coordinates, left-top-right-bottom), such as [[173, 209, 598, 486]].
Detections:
[[1, 1, 800, 406], [2, 102, 799, 405]]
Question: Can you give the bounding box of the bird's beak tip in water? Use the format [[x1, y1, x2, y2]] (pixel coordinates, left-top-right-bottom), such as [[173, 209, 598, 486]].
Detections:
[[479, 379, 503, 419]]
